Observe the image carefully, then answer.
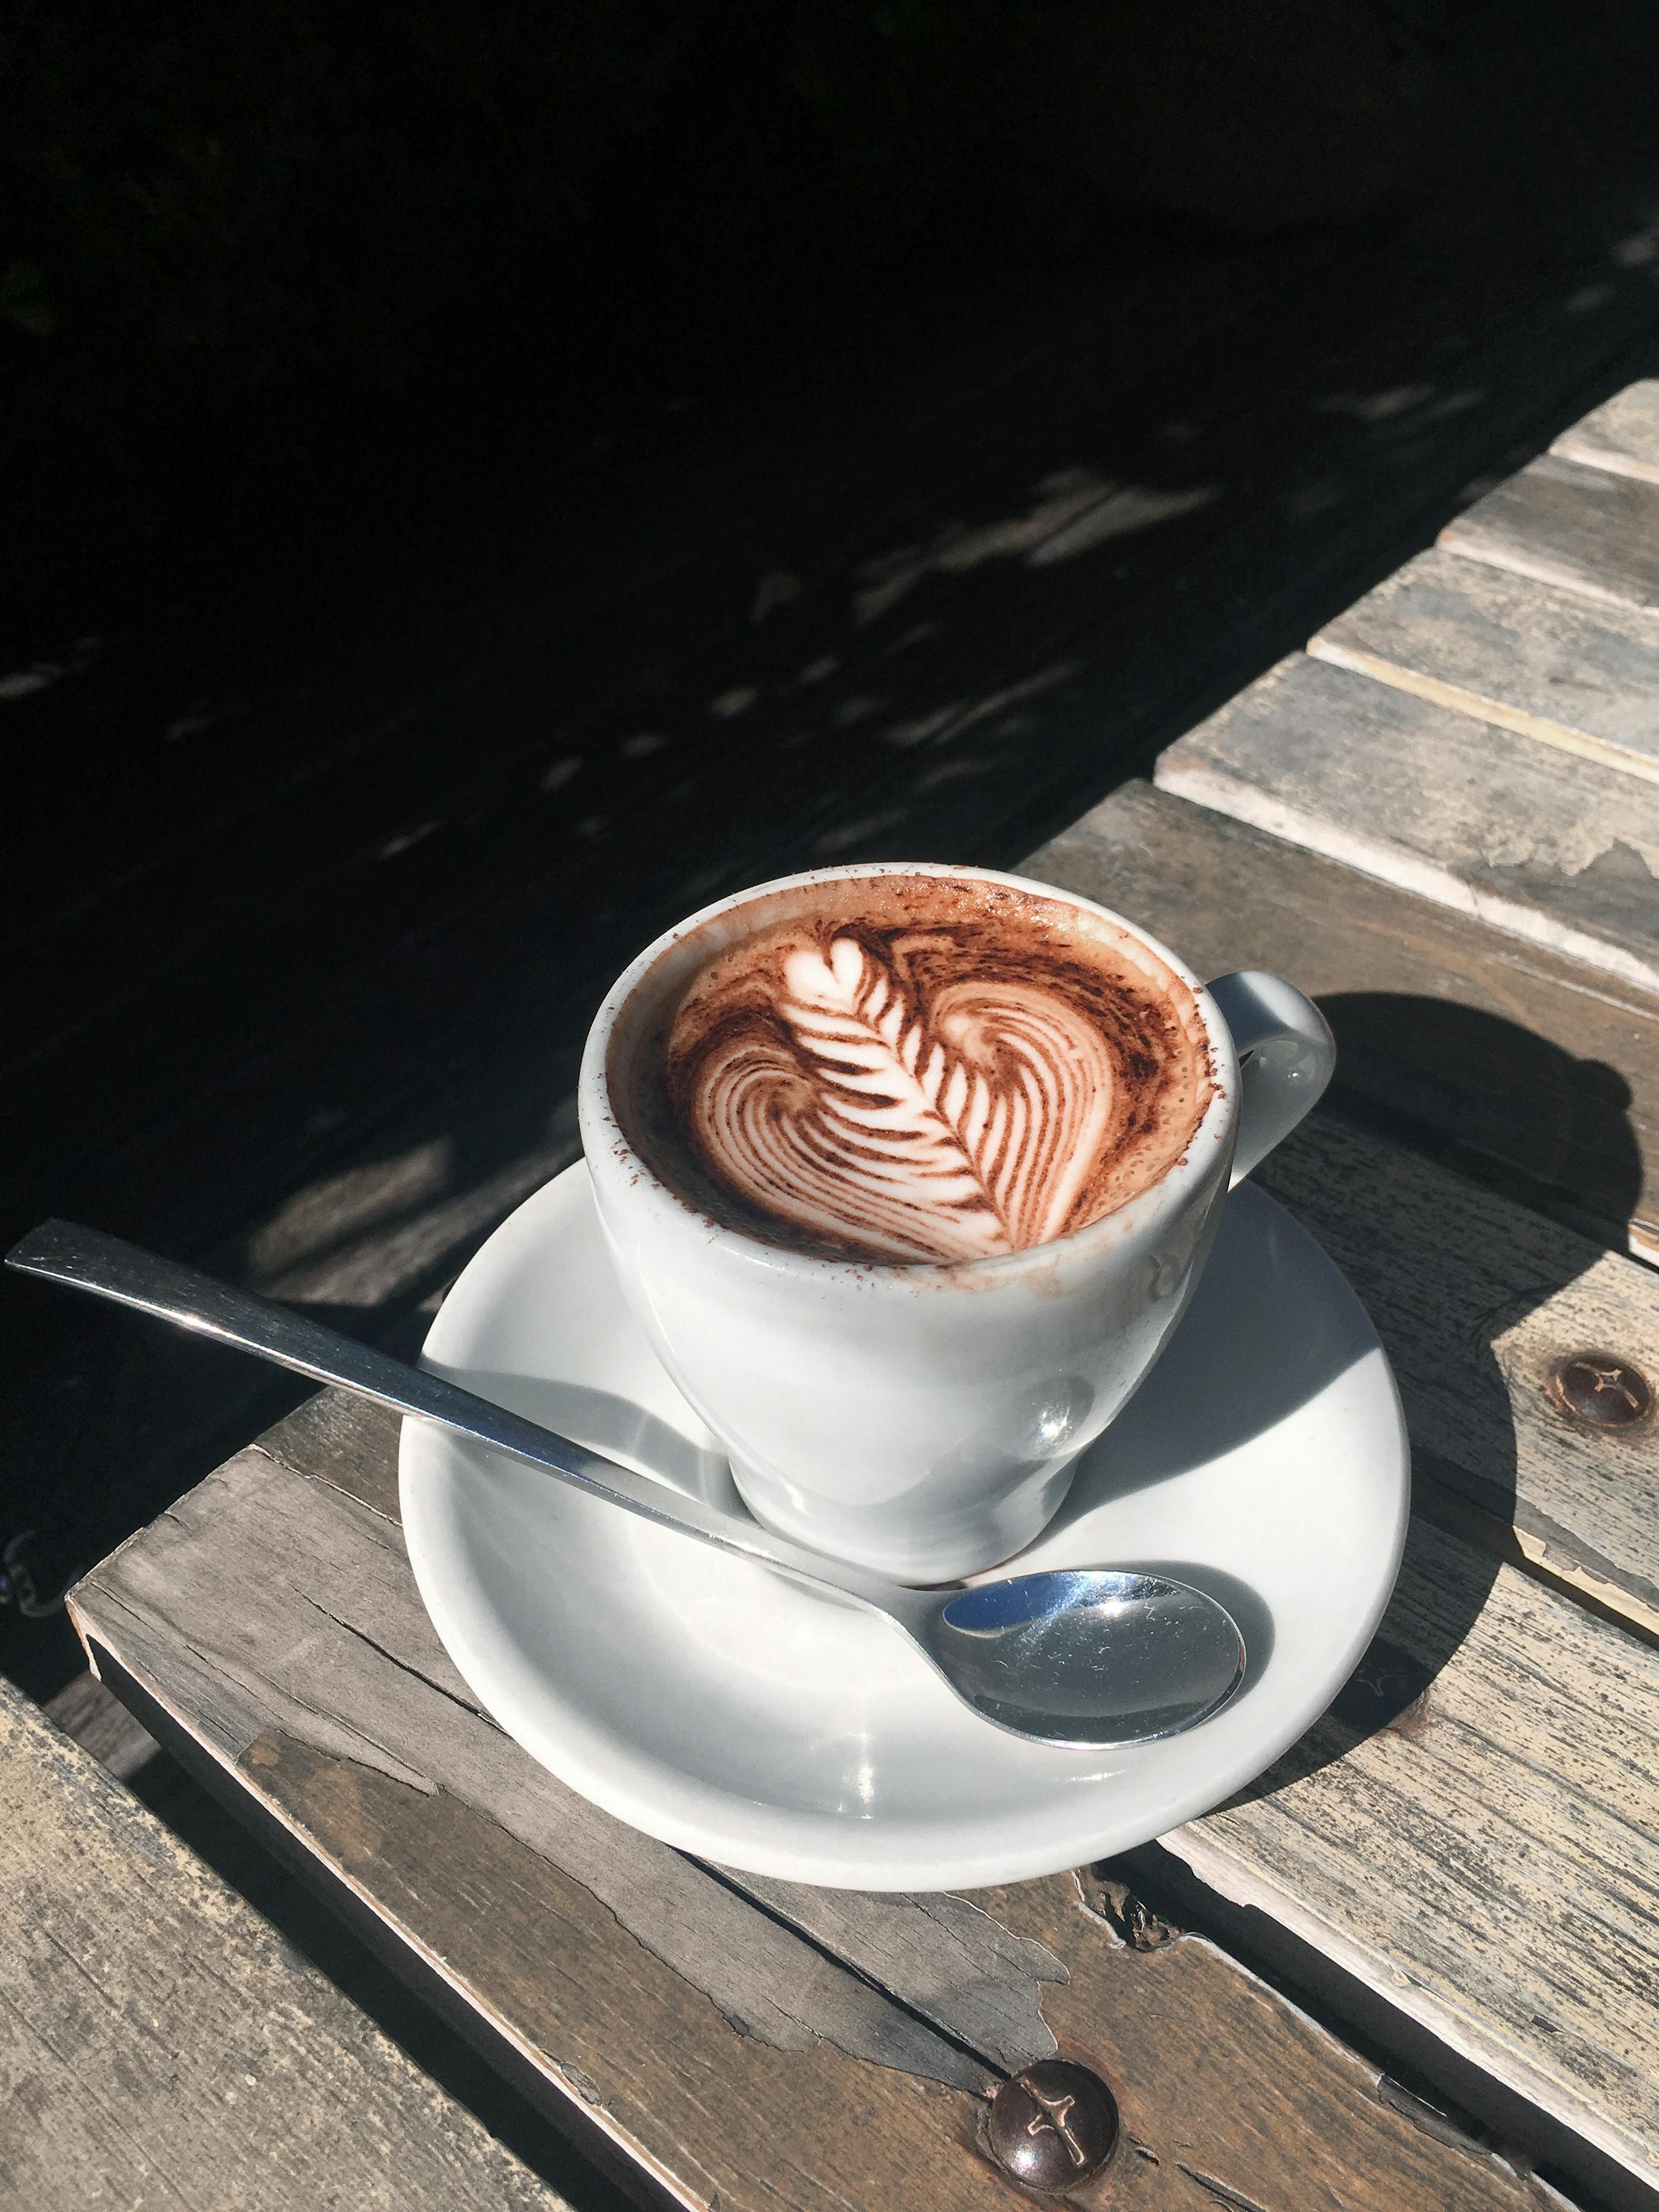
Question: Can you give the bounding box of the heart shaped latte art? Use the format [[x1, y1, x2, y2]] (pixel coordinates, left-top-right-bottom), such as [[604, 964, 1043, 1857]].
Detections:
[[683, 935, 1118, 1261]]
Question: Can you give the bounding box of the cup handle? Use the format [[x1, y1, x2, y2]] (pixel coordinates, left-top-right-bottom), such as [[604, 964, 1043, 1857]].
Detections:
[[1206, 971, 1336, 1188]]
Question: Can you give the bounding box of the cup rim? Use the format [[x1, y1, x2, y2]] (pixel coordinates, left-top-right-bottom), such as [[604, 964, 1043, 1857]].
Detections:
[[577, 861, 1239, 1280]]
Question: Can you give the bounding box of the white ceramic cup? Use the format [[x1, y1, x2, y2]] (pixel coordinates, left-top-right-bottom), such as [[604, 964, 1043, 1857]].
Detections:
[[578, 863, 1335, 1582]]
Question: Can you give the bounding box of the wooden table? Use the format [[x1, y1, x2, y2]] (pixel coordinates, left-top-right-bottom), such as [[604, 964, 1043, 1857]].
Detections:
[[0, 1675, 578, 2211], [49, 382, 1659, 2212]]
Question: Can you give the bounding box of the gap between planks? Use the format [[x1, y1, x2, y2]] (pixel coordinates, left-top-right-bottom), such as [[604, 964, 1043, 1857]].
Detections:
[[1309, 544, 1659, 790], [1440, 451, 1659, 614], [1551, 378, 1659, 487], [1154, 652, 1659, 999]]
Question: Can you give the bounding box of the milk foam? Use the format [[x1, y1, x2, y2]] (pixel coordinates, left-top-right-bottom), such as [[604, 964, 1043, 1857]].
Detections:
[[654, 891, 1212, 1264]]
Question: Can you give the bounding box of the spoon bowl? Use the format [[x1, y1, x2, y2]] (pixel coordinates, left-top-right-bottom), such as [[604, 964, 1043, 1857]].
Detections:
[[6, 1219, 1247, 1749], [918, 1570, 1245, 1744]]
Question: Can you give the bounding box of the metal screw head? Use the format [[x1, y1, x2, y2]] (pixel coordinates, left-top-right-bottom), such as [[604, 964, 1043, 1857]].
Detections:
[[987, 2060, 1118, 2192], [1548, 1352, 1654, 1430]]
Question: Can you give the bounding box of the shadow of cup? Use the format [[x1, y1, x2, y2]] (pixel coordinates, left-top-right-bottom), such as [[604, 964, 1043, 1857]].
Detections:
[[1225, 991, 1645, 1798]]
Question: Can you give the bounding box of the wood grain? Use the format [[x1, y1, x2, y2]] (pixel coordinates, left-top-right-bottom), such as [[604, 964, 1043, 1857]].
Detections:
[[72, 1449, 994, 2096], [0, 1676, 571, 2212], [224, 1727, 1004, 2212], [1440, 452, 1659, 613], [1153, 651, 1659, 993], [69, 1404, 1577, 2212], [1028, 777, 1659, 1263], [1553, 378, 1659, 485], [1260, 1112, 1659, 1637], [1032, 783, 1659, 1631], [1309, 544, 1659, 784], [1164, 1513, 1659, 2198], [712, 1879, 1065, 2079], [984, 1873, 1582, 2212]]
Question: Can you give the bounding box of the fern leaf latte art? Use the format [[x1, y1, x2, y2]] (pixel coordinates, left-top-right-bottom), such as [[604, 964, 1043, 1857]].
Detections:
[[626, 875, 1216, 1264], [689, 934, 1118, 1260]]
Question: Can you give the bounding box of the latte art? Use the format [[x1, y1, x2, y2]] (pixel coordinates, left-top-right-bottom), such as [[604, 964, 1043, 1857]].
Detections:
[[689, 935, 1116, 1260], [641, 880, 1216, 1265]]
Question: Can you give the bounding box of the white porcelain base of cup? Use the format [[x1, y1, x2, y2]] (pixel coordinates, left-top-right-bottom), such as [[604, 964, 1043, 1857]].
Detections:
[[401, 1159, 1410, 1890], [724, 1447, 1084, 1587]]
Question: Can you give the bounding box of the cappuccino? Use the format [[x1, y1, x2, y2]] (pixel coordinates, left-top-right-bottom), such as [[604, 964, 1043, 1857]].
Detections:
[[618, 873, 1214, 1263]]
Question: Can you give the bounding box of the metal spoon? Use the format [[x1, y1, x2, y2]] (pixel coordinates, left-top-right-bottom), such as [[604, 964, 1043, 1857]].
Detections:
[[7, 1219, 1245, 1747]]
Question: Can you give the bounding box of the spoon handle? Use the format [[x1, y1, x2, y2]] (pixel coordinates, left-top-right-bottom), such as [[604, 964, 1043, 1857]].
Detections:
[[6, 1219, 883, 1602]]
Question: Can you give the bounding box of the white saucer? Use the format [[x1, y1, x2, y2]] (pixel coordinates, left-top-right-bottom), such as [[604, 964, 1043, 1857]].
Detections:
[[401, 1162, 1409, 1890]]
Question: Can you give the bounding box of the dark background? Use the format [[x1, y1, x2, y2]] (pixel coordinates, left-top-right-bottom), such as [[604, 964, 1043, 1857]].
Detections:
[[6, 0, 1659, 1705], [8, 12, 1659, 2202]]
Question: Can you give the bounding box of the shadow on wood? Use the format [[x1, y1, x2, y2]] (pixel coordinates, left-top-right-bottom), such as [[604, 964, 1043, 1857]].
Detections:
[[1231, 996, 1646, 1800], [1320, 992, 1645, 1244]]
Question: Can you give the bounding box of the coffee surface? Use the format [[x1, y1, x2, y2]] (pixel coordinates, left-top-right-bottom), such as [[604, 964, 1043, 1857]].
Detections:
[[625, 876, 1214, 1263]]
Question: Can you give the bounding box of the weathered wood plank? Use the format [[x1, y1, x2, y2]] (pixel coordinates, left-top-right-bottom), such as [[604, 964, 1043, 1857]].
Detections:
[[1030, 782, 1659, 1628], [1553, 378, 1659, 485], [1029, 779, 1659, 1256], [1309, 544, 1659, 784], [1440, 452, 1659, 613], [1261, 1113, 1659, 1636], [0, 1677, 572, 2212], [70, 1411, 1578, 2212], [1164, 1513, 1659, 2200], [1153, 652, 1659, 993], [75, 1452, 994, 2099], [986, 1879, 1584, 2211], [226, 1728, 1582, 2212]]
